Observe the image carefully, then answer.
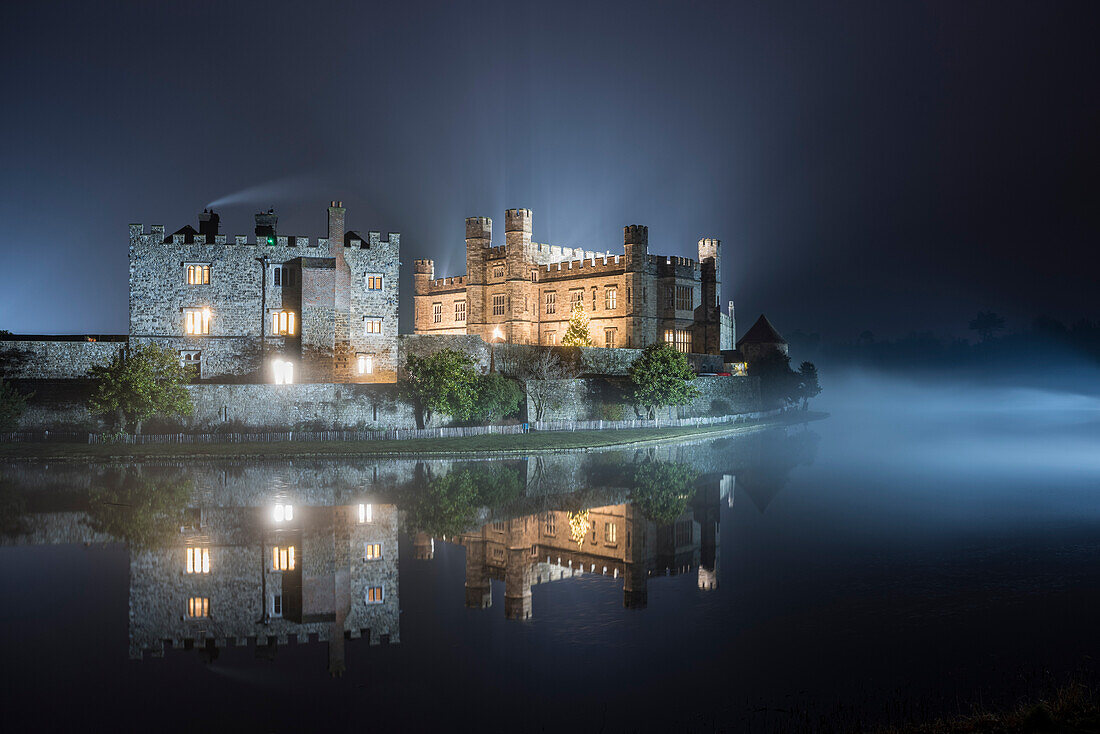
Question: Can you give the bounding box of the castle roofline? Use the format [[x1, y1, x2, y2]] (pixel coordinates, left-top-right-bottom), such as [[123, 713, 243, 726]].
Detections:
[[736, 314, 787, 346]]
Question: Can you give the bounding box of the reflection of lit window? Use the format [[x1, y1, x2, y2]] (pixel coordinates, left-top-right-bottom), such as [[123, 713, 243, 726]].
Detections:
[[274, 504, 293, 523], [272, 546, 296, 571], [184, 308, 211, 335], [186, 547, 210, 574], [270, 310, 296, 335], [366, 586, 384, 604], [492, 546, 505, 560], [187, 597, 209, 618], [357, 354, 373, 375], [605, 522, 617, 544], [364, 543, 381, 560], [543, 513, 555, 536], [358, 503, 373, 524], [273, 360, 294, 385], [271, 594, 282, 618]]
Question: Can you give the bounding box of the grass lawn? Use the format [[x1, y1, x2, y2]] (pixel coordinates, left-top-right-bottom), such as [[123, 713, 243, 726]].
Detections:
[[0, 413, 825, 462]]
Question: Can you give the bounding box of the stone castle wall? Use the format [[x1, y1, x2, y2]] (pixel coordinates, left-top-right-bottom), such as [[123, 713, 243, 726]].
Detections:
[[0, 339, 125, 379], [527, 375, 761, 422]]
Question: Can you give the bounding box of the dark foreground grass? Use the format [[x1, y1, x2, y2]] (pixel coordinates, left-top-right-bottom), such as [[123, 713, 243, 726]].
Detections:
[[876, 681, 1100, 733], [0, 412, 825, 462]]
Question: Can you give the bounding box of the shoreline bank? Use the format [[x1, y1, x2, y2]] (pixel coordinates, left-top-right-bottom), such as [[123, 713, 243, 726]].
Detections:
[[0, 412, 827, 463]]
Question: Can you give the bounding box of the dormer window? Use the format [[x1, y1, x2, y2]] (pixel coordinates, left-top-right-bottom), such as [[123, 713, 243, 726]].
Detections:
[[185, 264, 210, 285]]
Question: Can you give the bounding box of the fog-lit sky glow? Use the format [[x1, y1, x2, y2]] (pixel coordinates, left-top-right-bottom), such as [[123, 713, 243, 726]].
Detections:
[[1, 0, 1096, 337]]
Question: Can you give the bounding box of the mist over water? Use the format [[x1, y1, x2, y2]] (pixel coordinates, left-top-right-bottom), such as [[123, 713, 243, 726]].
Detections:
[[2, 366, 1099, 730]]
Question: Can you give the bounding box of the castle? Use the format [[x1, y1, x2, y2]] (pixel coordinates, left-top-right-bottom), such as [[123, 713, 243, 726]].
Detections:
[[413, 209, 734, 353], [128, 202, 400, 383]]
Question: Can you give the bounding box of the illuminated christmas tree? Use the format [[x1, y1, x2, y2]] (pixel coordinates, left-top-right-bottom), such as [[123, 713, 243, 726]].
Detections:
[[561, 304, 593, 347]]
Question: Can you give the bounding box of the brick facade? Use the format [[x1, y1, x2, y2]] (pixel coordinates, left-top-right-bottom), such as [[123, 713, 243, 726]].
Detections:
[[413, 209, 734, 353]]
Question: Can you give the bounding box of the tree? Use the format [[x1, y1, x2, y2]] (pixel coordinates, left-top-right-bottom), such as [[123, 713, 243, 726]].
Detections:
[[495, 345, 576, 422], [0, 378, 30, 432], [797, 361, 821, 410], [631, 460, 698, 524], [471, 373, 524, 424], [561, 304, 593, 347], [88, 344, 192, 434], [748, 349, 800, 408], [628, 343, 699, 419], [403, 462, 524, 537], [969, 311, 1005, 342], [85, 469, 194, 549], [400, 349, 479, 428]]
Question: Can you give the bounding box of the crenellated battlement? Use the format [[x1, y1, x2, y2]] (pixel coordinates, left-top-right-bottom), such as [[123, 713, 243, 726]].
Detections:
[[130, 224, 316, 249], [539, 252, 624, 279]]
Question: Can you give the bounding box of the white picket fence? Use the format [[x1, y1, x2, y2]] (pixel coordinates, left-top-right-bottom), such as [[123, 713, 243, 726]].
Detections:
[[532, 411, 772, 432]]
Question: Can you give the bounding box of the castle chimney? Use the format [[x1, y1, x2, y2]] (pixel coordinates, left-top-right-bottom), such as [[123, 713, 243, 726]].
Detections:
[[198, 209, 220, 238], [254, 208, 277, 240], [327, 201, 346, 257]]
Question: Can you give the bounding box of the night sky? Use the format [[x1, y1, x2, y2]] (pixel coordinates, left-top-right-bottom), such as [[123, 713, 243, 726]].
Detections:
[[1, 0, 1096, 339]]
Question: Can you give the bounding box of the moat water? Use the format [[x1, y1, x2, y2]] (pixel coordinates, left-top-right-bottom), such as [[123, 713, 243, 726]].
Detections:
[[2, 371, 1100, 732]]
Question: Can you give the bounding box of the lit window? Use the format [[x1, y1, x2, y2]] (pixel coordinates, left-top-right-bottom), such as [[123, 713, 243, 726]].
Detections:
[[184, 308, 211, 335], [366, 273, 384, 290], [366, 586, 384, 604], [274, 503, 293, 523], [271, 594, 283, 618], [570, 290, 583, 309], [364, 317, 383, 334], [544, 291, 556, 315], [605, 522, 617, 544], [272, 546, 296, 571], [606, 288, 617, 310], [455, 301, 466, 322], [492, 264, 504, 279], [186, 264, 210, 285], [273, 359, 294, 384], [365, 543, 382, 560], [186, 547, 210, 574], [492, 293, 505, 316], [545, 331, 556, 346], [187, 597, 209, 618], [432, 303, 442, 324], [676, 329, 691, 353], [357, 354, 374, 375], [605, 329, 616, 348], [592, 287, 597, 311], [270, 310, 296, 336], [358, 503, 373, 524]]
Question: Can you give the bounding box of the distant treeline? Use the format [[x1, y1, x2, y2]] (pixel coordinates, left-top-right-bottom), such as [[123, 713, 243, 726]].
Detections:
[[786, 313, 1100, 372]]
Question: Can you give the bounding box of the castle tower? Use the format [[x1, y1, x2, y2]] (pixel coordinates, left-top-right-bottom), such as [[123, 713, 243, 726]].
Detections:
[[464, 537, 492, 609], [697, 237, 723, 354], [328, 201, 353, 380], [504, 546, 533, 620], [504, 208, 536, 344], [624, 225, 652, 347], [413, 259, 435, 294], [465, 217, 492, 334]]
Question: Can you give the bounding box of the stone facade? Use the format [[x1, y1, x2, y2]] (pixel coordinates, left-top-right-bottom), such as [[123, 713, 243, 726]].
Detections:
[[128, 202, 400, 383], [0, 338, 126, 379], [414, 209, 734, 354]]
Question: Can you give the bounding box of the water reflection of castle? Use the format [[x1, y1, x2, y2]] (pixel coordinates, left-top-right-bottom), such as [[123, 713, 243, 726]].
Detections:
[[129, 501, 400, 674], [421, 476, 731, 620]]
